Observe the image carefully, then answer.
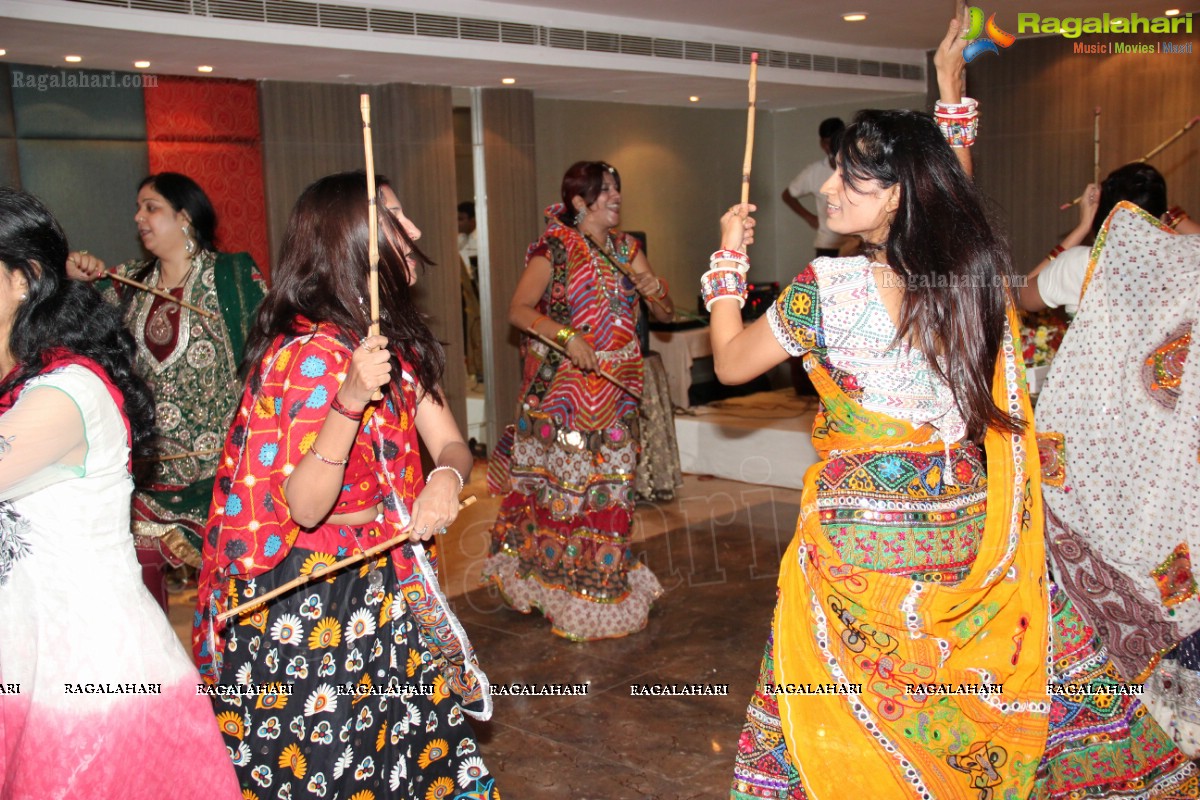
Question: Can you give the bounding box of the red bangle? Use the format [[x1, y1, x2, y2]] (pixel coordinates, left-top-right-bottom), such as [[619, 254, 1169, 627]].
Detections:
[[656, 277, 669, 299], [529, 314, 551, 335], [331, 394, 365, 421], [1047, 245, 1064, 261], [1163, 206, 1189, 229]]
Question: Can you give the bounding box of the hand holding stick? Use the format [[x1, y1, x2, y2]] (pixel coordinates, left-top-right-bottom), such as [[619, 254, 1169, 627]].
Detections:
[[217, 496, 478, 622], [740, 52, 759, 206], [582, 234, 671, 316], [531, 329, 642, 401]]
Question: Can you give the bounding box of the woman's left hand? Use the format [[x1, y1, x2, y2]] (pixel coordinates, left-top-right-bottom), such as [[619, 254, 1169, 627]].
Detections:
[[934, 13, 968, 102], [407, 469, 461, 542], [720, 204, 757, 252]]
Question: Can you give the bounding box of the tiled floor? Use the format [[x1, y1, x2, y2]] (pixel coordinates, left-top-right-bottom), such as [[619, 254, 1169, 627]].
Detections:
[[171, 468, 801, 799]]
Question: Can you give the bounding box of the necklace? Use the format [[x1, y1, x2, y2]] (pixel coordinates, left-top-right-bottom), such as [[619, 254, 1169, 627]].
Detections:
[[584, 233, 633, 318], [155, 253, 199, 292]]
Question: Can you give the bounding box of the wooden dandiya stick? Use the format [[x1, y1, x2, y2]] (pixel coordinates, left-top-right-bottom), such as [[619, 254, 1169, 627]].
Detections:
[[581, 234, 671, 316], [217, 495, 478, 621], [360, 93, 384, 403], [1093, 106, 1101, 185], [741, 52, 759, 205], [531, 330, 642, 401], [106, 270, 215, 319], [136, 447, 222, 464], [1061, 114, 1200, 209]]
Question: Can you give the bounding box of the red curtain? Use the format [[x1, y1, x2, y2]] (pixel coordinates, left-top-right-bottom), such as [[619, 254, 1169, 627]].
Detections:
[[144, 76, 270, 277]]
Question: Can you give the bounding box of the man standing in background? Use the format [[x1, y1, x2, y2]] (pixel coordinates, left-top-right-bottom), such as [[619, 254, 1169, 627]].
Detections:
[[781, 117, 850, 259]]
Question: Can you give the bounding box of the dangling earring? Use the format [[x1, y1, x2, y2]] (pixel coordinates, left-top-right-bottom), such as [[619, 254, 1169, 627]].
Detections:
[[573, 207, 587, 226], [182, 223, 197, 256]]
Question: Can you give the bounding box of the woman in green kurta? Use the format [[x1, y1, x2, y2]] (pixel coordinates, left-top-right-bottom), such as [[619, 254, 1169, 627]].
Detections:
[[67, 172, 265, 609]]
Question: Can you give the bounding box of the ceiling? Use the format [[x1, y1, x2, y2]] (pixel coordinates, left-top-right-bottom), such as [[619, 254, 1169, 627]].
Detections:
[[0, 0, 1193, 109]]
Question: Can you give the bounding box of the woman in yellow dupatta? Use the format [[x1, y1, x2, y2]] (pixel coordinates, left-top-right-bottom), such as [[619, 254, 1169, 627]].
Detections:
[[709, 19, 1051, 799]]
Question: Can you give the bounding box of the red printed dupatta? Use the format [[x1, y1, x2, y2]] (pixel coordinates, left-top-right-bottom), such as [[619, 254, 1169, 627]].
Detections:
[[194, 322, 492, 719]]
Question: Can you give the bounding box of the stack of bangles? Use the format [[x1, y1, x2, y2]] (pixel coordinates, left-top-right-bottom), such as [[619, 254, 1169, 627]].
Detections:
[[555, 326, 579, 347], [935, 97, 979, 148], [1047, 244, 1065, 261], [1163, 206, 1190, 230], [700, 249, 749, 311]]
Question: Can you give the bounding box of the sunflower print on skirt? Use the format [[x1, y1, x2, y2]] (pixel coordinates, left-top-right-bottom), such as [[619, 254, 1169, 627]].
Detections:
[[213, 544, 500, 800]]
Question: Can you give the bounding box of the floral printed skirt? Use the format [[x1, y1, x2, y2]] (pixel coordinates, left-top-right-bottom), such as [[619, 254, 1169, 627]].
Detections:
[[213, 544, 500, 800]]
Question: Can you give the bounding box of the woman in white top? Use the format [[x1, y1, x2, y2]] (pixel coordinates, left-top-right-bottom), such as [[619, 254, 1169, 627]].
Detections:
[[0, 187, 239, 798]]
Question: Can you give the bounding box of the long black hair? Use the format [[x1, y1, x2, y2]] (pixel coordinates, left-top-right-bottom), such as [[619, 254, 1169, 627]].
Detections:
[[242, 171, 445, 406], [1093, 162, 1167, 237], [0, 187, 155, 457], [838, 109, 1021, 440]]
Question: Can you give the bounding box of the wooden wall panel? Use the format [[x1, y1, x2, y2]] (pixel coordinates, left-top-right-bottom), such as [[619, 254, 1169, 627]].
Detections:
[[479, 88, 541, 447], [967, 30, 1199, 271]]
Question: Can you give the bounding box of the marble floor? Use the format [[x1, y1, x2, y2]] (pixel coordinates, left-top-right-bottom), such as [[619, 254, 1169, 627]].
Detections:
[[170, 466, 801, 799]]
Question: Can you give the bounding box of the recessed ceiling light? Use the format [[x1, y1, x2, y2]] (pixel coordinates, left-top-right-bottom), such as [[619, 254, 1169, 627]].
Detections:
[[65, 55, 82, 63], [689, 96, 700, 102], [842, 12, 868, 22], [0, 50, 7, 57], [337, 73, 353, 79], [134, 60, 151, 69], [501, 77, 516, 85], [1165, 8, 1181, 15], [197, 65, 214, 73]]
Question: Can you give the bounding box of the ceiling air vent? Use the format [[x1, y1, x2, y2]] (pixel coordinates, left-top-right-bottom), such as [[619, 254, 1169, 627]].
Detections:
[[207, 0, 265, 22], [368, 8, 414, 34], [129, 0, 190, 13], [318, 3, 367, 30], [61, 0, 925, 85], [500, 22, 538, 45], [267, 0, 318, 26], [619, 35, 653, 57], [652, 38, 683, 59], [460, 18, 501, 42], [414, 12, 457, 38], [546, 28, 585, 50], [585, 31, 620, 53]]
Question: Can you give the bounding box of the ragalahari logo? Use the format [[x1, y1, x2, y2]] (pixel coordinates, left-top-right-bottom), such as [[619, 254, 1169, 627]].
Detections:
[[961, 7, 1017, 62]]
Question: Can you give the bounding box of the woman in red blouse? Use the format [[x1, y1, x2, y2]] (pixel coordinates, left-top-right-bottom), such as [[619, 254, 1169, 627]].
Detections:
[[195, 172, 497, 800]]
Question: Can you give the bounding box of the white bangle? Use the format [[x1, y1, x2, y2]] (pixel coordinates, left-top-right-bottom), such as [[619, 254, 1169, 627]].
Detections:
[[428, 465, 465, 493]]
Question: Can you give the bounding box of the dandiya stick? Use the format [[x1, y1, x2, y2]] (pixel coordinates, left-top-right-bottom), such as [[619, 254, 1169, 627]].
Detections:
[[740, 52, 759, 205], [217, 496, 478, 621], [106, 270, 215, 319], [1061, 114, 1199, 209], [581, 233, 671, 316], [136, 447, 222, 464], [1093, 106, 1101, 184], [360, 93, 383, 402], [531, 330, 642, 401]]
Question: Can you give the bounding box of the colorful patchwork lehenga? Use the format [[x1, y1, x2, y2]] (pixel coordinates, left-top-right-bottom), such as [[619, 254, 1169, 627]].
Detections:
[[730, 255, 1196, 799], [484, 205, 663, 640]]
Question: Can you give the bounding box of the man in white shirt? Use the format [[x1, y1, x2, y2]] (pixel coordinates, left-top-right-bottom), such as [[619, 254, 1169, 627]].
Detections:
[[781, 117, 851, 258], [457, 201, 478, 276]]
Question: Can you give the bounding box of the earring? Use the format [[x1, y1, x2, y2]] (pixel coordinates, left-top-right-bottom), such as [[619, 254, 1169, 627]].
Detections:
[[182, 223, 197, 256], [573, 207, 587, 226]]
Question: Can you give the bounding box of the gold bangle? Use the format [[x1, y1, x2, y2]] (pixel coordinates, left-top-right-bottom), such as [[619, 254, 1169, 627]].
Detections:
[[555, 326, 578, 346], [309, 446, 349, 466]]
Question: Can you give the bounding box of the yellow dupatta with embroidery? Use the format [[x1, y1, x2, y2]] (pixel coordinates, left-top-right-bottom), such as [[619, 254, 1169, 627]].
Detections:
[[774, 313, 1049, 799]]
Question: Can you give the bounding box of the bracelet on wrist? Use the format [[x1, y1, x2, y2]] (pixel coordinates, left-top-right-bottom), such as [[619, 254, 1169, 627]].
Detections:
[[309, 445, 349, 466], [1047, 245, 1065, 261], [710, 248, 750, 275], [331, 394, 365, 421], [700, 267, 748, 311], [555, 326, 579, 347], [428, 465, 465, 494], [1163, 206, 1189, 229], [656, 277, 669, 299], [529, 314, 551, 335]]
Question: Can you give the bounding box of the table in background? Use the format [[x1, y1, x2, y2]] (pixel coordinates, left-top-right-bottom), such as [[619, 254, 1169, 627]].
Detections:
[[649, 326, 712, 409]]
